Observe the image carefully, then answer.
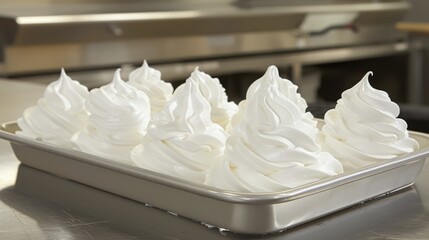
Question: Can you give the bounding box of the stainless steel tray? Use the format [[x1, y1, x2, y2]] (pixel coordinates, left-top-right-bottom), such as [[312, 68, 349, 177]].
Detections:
[[1, 121, 429, 235]]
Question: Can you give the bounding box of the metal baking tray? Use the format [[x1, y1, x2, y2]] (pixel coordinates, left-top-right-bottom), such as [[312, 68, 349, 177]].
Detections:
[[1, 121, 429, 235]]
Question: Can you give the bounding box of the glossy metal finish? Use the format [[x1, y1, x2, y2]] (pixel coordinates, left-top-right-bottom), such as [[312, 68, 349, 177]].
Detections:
[[395, 22, 429, 104], [0, 2, 408, 45], [0, 1, 408, 76], [1, 79, 429, 239], [1, 120, 429, 233], [0, 26, 406, 76], [10, 42, 409, 88]]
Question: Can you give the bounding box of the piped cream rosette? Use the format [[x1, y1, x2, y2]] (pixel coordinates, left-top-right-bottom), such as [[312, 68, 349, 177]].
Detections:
[[131, 74, 228, 184], [128, 60, 173, 114], [322, 71, 419, 170], [17, 69, 89, 148], [175, 68, 238, 131], [206, 66, 343, 192], [72, 69, 151, 164]]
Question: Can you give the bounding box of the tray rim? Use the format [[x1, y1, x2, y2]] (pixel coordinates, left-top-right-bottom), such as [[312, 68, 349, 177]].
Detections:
[[2, 120, 429, 205]]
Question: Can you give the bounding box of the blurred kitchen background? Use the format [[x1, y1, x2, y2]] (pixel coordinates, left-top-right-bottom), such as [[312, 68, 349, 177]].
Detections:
[[1, 0, 429, 109]]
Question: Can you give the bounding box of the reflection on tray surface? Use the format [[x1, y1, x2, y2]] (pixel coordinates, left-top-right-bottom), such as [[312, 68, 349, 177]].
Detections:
[[4, 164, 426, 240]]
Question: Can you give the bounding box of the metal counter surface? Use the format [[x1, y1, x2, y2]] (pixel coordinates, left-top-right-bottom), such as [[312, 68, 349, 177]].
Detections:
[[1, 79, 429, 239]]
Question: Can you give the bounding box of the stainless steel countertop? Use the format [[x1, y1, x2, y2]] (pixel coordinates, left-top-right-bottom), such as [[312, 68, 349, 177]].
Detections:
[[1, 79, 429, 240]]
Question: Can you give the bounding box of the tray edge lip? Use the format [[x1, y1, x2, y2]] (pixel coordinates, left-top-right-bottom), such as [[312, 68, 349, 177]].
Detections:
[[1, 120, 428, 205]]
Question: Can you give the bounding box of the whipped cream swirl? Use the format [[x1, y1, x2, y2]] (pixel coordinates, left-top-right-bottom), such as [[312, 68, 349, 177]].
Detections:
[[72, 69, 151, 163], [128, 60, 173, 114], [231, 66, 312, 128], [131, 77, 228, 184], [175, 68, 238, 131], [17, 69, 89, 148], [206, 66, 343, 192], [322, 71, 419, 170]]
